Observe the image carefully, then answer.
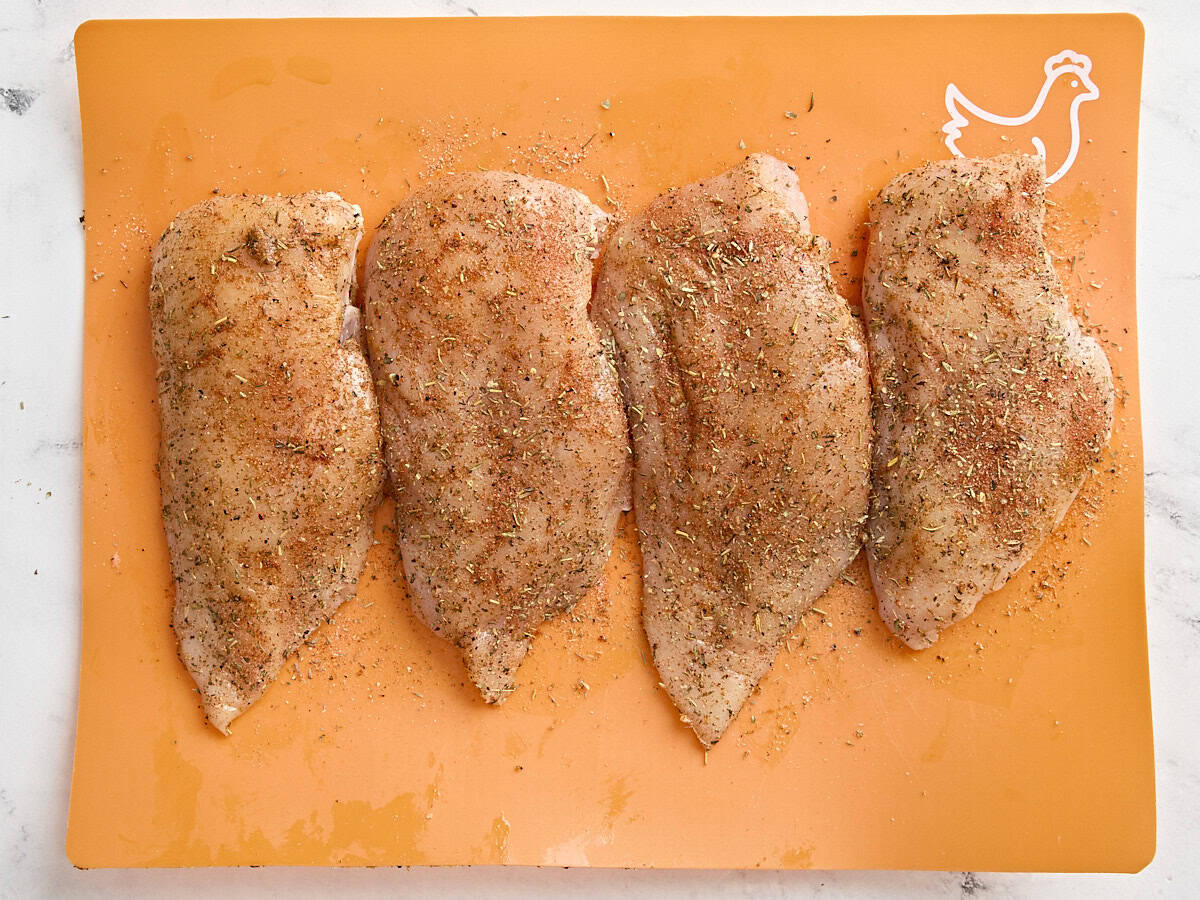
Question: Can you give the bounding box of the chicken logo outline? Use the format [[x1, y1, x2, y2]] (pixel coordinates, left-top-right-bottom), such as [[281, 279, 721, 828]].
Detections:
[[942, 50, 1099, 184]]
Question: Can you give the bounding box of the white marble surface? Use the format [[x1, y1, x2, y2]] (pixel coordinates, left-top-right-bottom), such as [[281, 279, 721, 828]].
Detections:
[[1, 0, 1196, 896]]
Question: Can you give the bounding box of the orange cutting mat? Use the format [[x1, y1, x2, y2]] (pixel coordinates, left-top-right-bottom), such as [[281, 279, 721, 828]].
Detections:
[[68, 15, 1151, 871]]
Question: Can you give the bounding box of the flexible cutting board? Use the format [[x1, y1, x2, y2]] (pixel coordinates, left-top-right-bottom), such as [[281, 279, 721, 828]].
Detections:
[[68, 15, 1152, 871]]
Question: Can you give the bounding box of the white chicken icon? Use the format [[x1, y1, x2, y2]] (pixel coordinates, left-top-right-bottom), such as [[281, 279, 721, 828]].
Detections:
[[942, 50, 1099, 184]]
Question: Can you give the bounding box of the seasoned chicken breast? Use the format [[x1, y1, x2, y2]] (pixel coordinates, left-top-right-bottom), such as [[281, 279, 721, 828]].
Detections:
[[592, 154, 871, 746], [364, 172, 628, 702], [862, 154, 1114, 649], [151, 192, 384, 734]]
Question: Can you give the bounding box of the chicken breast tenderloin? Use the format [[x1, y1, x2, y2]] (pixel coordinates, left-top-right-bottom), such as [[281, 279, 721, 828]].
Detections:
[[364, 172, 629, 703], [151, 192, 385, 734], [863, 154, 1114, 649], [592, 154, 871, 747]]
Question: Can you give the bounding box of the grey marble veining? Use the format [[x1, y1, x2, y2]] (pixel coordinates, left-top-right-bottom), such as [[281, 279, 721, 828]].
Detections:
[[1, 1, 1196, 897]]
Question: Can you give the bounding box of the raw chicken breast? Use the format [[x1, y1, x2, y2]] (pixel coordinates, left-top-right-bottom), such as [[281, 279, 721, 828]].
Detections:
[[862, 153, 1114, 649], [151, 192, 385, 734], [364, 172, 628, 702], [592, 154, 871, 746]]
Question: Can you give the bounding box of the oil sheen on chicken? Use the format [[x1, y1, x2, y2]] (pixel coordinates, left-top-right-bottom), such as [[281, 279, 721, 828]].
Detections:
[[364, 172, 629, 703], [151, 192, 385, 734], [592, 154, 871, 747], [862, 154, 1114, 649]]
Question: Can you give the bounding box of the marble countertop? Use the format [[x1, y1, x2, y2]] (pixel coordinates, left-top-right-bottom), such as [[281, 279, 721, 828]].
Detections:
[[2, 0, 1196, 896]]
